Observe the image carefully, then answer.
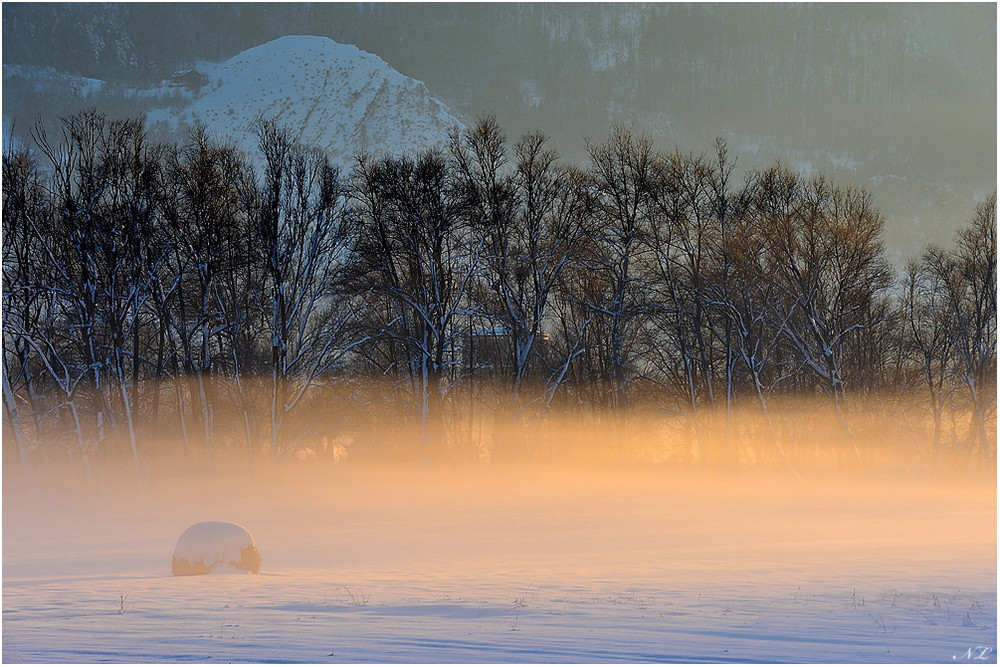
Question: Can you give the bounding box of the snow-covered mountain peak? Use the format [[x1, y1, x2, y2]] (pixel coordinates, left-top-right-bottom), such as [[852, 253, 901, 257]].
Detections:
[[146, 35, 464, 166]]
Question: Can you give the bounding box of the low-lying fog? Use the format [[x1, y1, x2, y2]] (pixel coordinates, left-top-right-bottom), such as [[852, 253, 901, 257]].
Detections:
[[5, 452, 994, 585], [3, 405, 995, 662]]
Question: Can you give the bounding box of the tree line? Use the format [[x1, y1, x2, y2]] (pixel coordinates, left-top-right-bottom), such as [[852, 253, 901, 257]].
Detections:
[[2, 111, 995, 480]]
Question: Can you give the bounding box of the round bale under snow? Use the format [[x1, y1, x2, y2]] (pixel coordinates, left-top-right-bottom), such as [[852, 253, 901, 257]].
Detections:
[[171, 521, 261, 576]]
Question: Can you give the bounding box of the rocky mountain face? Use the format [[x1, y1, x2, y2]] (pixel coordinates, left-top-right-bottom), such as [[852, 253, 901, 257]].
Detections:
[[144, 36, 463, 166]]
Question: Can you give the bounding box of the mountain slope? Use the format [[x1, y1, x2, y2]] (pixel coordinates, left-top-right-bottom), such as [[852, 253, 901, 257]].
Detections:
[[145, 36, 464, 165], [3, 4, 994, 258]]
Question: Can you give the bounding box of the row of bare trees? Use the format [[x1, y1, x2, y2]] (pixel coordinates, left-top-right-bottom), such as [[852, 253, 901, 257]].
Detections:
[[3, 111, 995, 476]]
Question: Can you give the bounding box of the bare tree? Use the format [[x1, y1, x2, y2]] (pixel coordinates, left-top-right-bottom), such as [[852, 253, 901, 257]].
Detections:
[[583, 125, 655, 443], [643, 148, 725, 465], [351, 149, 485, 461], [700, 164, 802, 473], [756, 165, 894, 457], [32, 111, 116, 457], [93, 116, 166, 483], [901, 258, 955, 462], [253, 118, 363, 462], [922, 193, 997, 462], [14, 112, 152, 479], [451, 118, 590, 408], [2, 146, 50, 473], [161, 125, 256, 463]]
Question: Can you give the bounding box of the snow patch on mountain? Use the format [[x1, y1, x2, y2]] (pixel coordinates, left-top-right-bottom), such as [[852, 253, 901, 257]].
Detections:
[[145, 36, 464, 166]]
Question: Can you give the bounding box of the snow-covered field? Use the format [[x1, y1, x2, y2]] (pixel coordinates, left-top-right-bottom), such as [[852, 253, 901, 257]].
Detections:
[[3, 463, 995, 663]]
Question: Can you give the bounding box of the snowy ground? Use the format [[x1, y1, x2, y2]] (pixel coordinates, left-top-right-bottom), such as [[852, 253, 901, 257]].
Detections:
[[3, 463, 995, 663]]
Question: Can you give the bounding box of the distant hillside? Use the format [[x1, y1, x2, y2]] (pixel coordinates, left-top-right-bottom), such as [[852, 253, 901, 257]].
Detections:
[[3, 3, 995, 260]]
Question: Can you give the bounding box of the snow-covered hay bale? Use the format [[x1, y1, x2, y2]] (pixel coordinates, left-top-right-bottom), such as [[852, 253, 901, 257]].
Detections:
[[171, 521, 261, 576]]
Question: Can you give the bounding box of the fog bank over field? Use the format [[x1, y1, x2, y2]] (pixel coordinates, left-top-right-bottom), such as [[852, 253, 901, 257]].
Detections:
[[4, 400, 995, 662], [5, 433, 995, 589], [4, 392, 997, 482]]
